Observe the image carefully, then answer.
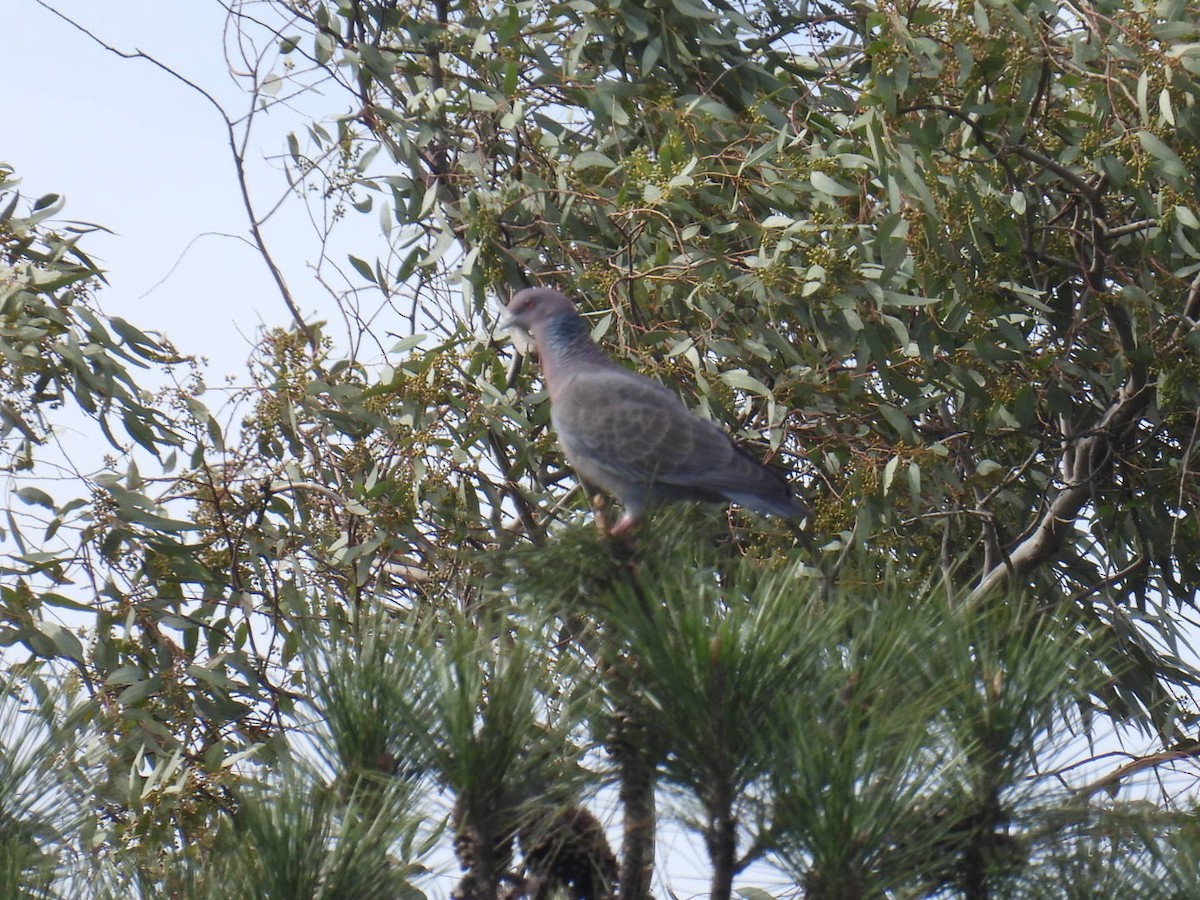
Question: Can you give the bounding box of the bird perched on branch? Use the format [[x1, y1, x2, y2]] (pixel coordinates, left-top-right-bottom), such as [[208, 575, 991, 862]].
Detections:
[[502, 287, 809, 537]]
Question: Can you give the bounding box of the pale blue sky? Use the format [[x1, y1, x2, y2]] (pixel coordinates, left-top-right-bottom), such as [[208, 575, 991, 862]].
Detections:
[[10, 1, 325, 379]]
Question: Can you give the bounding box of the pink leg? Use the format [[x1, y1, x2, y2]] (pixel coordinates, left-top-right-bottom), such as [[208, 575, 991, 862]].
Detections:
[[608, 512, 641, 538]]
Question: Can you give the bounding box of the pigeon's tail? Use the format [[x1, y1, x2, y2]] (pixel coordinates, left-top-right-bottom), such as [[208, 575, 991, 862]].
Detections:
[[726, 490, 810, 522]]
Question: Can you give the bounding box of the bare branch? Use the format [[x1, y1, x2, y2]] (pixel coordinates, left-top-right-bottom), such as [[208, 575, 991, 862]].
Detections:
[[970, 377, 1153, 603], [35, 0, 319, 352]]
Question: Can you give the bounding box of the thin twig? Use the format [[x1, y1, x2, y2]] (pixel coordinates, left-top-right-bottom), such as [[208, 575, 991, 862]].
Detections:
[[35, 0, 319, 352]]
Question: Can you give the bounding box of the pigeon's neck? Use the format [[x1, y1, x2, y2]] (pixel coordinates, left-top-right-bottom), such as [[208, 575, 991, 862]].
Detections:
[[536, 312, 611, 384]]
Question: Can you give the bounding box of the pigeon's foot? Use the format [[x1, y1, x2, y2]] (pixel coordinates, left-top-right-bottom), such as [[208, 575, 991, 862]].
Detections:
[[608, 513, 641, 539], [590, 495, 640, 541], [590, 493, 611, 536]]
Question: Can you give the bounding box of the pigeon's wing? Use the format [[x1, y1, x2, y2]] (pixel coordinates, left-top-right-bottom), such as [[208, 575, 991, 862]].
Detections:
[[553, 366, 788, 499]]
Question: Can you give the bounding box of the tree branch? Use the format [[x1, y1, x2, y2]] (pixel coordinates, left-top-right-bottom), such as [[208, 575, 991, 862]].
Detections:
[[969, 377, 1153, 603], [36, 0, 320, 353]]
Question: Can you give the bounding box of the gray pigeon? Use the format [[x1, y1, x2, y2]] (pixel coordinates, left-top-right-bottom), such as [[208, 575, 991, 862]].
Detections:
[[502, 287, 809, 536]]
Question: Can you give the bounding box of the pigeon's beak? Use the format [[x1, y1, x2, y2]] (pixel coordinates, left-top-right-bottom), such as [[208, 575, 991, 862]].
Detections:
[[498, 305, 524, 332], [498, 308, 536, 353]]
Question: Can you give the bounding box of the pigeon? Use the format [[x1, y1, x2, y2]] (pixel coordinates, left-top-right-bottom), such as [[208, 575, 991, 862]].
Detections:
[[502, 287, 809, 537]]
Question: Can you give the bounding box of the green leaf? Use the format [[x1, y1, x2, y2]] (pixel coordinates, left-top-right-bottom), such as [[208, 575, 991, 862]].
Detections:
[[670, 0, 717, 20], [571, 151, 617, 170], [881, 290, 937, 307], [975, 459, 1004, 477], [15, 487, 55, 509], [109, 317, 160, 351], [348, 254, 377, 284], [721, 369, 773, 397], [883, 455, 899, 495], [1137, 130, 1187, 177], [419, 229, 455, 267], [390, 334, 428, 353], [39, 592, 92, 613], [1167, 42, 1200, 58], [1159, 88, 1175, 126], [878, 404, 915, 442], [187, 664, 238, 693], [40, 622, 83, 661], [810, 170, 857, 197], [680, 95, 736, 122], [972, 0, 990, 35], [105, 666, 146, 686], [118, 678, 160, 706]]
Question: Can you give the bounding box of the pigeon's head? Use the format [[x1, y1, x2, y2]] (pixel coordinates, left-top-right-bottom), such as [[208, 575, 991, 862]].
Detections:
[[501, 288, 578, 336]]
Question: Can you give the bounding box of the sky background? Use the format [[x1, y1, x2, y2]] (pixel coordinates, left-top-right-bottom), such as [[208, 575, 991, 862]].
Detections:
[[10, 1, 331, 381]]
